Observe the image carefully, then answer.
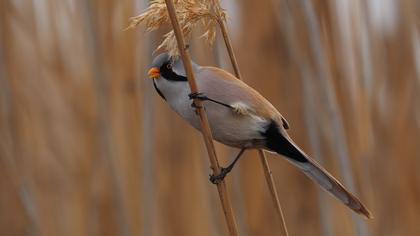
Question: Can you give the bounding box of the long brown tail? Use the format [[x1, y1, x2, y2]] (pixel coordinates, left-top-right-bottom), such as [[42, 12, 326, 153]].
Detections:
[[266, 125, 373, 218], [293, 151, 373, 218]]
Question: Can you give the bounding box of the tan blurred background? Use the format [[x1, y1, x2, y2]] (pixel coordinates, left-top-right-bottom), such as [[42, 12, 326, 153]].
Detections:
[[1, 0, 419, 235]]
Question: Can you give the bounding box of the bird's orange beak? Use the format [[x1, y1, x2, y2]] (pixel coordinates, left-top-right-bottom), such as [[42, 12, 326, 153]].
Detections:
[[148, 67, 160, 79]]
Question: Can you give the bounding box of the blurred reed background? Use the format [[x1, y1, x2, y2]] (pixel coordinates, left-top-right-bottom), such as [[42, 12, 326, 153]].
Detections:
[[0, 0, 419, 235]]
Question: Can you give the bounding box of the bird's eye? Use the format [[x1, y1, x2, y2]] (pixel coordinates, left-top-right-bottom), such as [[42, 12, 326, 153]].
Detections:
[[166, 63, 172, 69]]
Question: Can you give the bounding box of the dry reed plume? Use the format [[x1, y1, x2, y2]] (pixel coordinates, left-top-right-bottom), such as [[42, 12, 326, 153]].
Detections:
[[127, 0, 226, 57]]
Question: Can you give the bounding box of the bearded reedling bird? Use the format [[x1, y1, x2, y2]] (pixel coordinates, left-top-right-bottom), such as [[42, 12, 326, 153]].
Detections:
[[148, 52, 372, 218]]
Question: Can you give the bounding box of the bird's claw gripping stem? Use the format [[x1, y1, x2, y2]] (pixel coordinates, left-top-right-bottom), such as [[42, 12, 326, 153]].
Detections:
[[209, 167, 232, 184], [188, 92, 208, 101], [190, 102, 204, 111], [189, 92, 208, 112]]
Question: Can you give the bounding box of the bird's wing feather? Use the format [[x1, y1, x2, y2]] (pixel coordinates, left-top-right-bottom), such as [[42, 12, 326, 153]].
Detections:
[[197, 66, 282, 122]]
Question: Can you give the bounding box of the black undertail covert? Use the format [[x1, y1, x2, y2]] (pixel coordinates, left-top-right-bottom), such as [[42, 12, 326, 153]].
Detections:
[[262, 120, 308, 163]]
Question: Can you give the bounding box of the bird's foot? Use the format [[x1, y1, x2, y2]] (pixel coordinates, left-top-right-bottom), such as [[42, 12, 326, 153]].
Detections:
[[188, 92, 208, 101], [190, 102, 204, 115], [209, 167, 232, 184], [190, 102, 202, 109], [189, 92, 207, 115]]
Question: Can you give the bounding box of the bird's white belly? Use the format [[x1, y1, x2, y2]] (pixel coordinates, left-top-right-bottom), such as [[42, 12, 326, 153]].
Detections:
[[168, 95, 267, 148]]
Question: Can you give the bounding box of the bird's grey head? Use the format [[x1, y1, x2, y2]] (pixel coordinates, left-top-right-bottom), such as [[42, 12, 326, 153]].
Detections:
[[148, 52, 188, 81], [148, 52, 201, 101]]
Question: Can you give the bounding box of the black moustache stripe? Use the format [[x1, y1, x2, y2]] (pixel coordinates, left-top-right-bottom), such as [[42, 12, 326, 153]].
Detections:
[[160, 62, 188, 82]]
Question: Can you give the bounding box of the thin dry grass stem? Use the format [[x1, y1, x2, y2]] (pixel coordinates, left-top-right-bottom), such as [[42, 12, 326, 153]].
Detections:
[[163, 0, 239, 235], [216, 19, 241, 79], [215, 7, 289, 236], [259, 150, 289, 236], [273, 0, 332, 234], [127, 0, 226, 57]]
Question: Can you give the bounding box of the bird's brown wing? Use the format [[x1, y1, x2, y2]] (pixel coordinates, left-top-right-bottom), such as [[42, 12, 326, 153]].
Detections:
[[197, 66, 283, 123]]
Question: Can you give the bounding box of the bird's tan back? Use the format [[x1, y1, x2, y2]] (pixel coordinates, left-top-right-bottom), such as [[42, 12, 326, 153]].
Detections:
[[198, 66, 282, 123]]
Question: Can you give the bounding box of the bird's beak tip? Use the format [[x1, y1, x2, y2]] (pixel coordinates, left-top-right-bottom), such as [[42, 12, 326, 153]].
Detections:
[[148, 67, 160, 79]]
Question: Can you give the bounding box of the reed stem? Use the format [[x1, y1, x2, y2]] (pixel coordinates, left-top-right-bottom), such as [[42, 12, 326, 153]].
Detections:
[[164, 0, 239, 235], [217, 17, 289, 236], [259, 150, 289, 236]]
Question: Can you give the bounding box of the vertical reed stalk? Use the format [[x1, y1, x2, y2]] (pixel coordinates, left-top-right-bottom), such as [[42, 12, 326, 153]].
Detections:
[[258, 150, 289, 236], [217, 17, 289, 236], [273, 0, 333, 234], [164, 0, 239, 235], [216, 19, 241, 79]]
